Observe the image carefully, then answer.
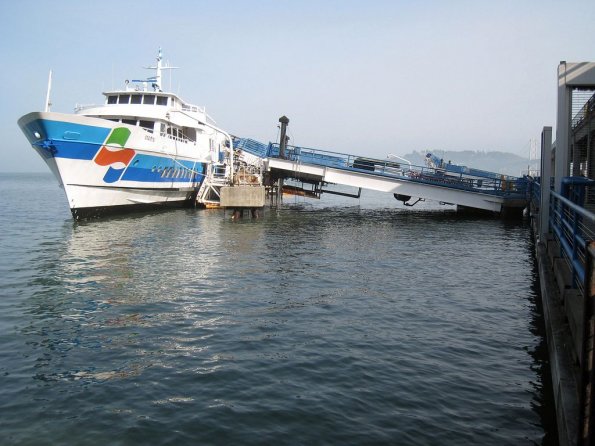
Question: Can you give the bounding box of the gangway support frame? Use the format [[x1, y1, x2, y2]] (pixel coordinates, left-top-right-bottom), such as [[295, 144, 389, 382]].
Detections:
[[265, 158, 505, 213]]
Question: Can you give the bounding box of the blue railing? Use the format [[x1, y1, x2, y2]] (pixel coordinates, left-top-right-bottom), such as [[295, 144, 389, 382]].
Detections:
[[232, 137, 269, 158], [531, 178, 541, 207], [540, 178, 595, 289], [266, 142, 528, 198]]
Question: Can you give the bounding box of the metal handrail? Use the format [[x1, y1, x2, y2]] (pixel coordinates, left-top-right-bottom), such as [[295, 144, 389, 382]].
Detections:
[[549, 188, 595, 288], [550, 189, 595, 224], [268, 143, 528, 197]]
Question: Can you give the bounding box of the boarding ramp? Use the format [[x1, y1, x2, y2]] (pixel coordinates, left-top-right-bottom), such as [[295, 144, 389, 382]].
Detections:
[[233, 138, 529, 213]]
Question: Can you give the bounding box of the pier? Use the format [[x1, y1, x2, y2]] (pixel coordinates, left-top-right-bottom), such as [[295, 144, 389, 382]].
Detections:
[[230, 124, 529, 215], [529, 62, 595, 446]]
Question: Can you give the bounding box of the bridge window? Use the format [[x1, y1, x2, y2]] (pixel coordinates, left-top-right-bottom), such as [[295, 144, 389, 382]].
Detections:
[[143, 95, 155, 105], [130, 95, 142, 104], [139, 120, 154, 133], [118, 95, 130, 104], [107, 96, 117, 104], [156, 96, 168, 106]]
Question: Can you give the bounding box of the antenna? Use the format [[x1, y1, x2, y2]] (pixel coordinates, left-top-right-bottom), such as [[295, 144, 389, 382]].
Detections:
[[44, 70, 52, 112], [143, 48, 178, 92]]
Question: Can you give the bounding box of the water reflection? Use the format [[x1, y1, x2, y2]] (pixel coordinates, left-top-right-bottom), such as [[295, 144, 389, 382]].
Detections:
[[21, 209, 237, 385], [5, 194, 555, 445]]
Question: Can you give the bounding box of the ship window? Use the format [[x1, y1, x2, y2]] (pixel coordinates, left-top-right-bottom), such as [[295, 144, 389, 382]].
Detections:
[[139, 120, 154, 133], [107, 96, 117, 104], [122, 118, 136, 125], [106, 118, 119, 122], [143, 95, 155, 105], [118, 95, 130, 104], [156, 96, 168, 106], [183, 127, 196, 141], [130, 95, 142, 104]]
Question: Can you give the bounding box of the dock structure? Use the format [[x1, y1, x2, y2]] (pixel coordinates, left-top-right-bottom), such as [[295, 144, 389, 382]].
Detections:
[[531, 61, 595, 446], [231, 136, 529, 215], [264, 146, 527, 213], [196, 114, 529, 215]]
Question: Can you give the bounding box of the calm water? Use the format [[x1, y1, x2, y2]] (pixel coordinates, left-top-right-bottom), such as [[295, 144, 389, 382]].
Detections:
[[0, 173, 556, 445]]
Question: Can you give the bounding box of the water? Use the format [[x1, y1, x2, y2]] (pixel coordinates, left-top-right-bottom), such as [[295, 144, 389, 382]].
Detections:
[[0, 173, 556, 445]]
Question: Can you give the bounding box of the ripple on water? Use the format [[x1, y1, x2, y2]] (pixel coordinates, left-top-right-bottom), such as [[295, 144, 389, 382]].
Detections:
[[0, 175, 553, 445]]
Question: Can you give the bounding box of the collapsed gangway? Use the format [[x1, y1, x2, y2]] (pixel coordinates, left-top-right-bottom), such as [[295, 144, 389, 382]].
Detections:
[[232, 137, 529, 214]]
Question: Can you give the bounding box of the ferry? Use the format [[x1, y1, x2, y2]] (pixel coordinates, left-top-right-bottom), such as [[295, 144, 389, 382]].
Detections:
[[18, 49, 232, 219]]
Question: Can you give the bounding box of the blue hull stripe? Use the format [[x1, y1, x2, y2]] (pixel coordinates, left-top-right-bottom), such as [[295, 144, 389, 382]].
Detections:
[[25, 119, 111, 160], [23, 118, 206, 184]]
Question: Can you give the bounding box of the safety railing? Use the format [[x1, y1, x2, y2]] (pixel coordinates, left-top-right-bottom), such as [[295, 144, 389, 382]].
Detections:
[[548, 184, 595, 291], [267, 142, 528, 197], [531, 178, 541, 208]]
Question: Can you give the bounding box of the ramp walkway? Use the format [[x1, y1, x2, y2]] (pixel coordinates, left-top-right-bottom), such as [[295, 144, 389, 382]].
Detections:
[[233, 138, 529, 213]]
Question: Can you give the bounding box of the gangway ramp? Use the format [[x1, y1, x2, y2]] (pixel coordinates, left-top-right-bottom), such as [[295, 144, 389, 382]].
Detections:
[[233, 138, 529, 213]]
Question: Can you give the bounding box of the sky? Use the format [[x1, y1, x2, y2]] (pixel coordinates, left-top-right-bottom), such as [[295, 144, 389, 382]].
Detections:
[[1, 0, 594, 172]]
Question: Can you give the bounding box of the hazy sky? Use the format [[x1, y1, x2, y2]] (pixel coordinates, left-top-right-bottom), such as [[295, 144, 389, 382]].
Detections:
[[2, 0, 594, 172]]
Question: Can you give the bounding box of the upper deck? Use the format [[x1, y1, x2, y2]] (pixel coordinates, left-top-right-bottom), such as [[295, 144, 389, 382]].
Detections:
[[74, 49, 215, 128]]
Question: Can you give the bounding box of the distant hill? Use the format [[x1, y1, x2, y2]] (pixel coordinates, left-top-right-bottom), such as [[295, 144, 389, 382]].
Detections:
[[400, 150, 539, 177]]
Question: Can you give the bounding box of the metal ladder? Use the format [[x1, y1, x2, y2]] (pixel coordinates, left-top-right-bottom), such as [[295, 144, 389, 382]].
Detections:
[[196, 164, 230, 206]]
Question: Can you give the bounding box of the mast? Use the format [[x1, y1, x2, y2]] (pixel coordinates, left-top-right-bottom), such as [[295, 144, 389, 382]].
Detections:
[[155, 48, 162, 92], [144, 48, 178, 92]]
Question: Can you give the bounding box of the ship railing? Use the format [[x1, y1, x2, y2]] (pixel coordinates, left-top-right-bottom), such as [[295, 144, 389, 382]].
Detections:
[[267, 143, 527, 197], [181, 104, 206, 114], [74, 103, 98, 112], [159, 132, 196, 145]]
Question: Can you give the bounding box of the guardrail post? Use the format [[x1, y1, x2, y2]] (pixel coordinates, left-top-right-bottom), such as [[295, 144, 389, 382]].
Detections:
[[540, 126, 553, 240]]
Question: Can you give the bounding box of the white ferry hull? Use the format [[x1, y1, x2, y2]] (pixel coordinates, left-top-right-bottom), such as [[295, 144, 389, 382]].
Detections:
[[18, 112, 206, 219]]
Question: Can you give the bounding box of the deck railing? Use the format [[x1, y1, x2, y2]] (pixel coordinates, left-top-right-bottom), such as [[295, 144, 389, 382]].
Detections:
[[266, 142, 528, 197]]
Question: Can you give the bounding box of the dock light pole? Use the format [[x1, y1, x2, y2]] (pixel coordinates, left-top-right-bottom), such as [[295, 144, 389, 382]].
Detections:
[[279, 116, 289, 159], [275, 116, 290, 206]]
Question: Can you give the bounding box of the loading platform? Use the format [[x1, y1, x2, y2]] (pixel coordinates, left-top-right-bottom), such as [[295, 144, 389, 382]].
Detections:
[[233, 138, 529, 214]]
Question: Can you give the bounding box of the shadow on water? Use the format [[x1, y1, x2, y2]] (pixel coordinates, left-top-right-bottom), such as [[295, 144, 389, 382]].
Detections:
[[527, 235, 560, 446]]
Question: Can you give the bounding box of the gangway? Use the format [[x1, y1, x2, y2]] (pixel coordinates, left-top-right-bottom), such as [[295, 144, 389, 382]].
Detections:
[[233, 138, 529, 214]]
